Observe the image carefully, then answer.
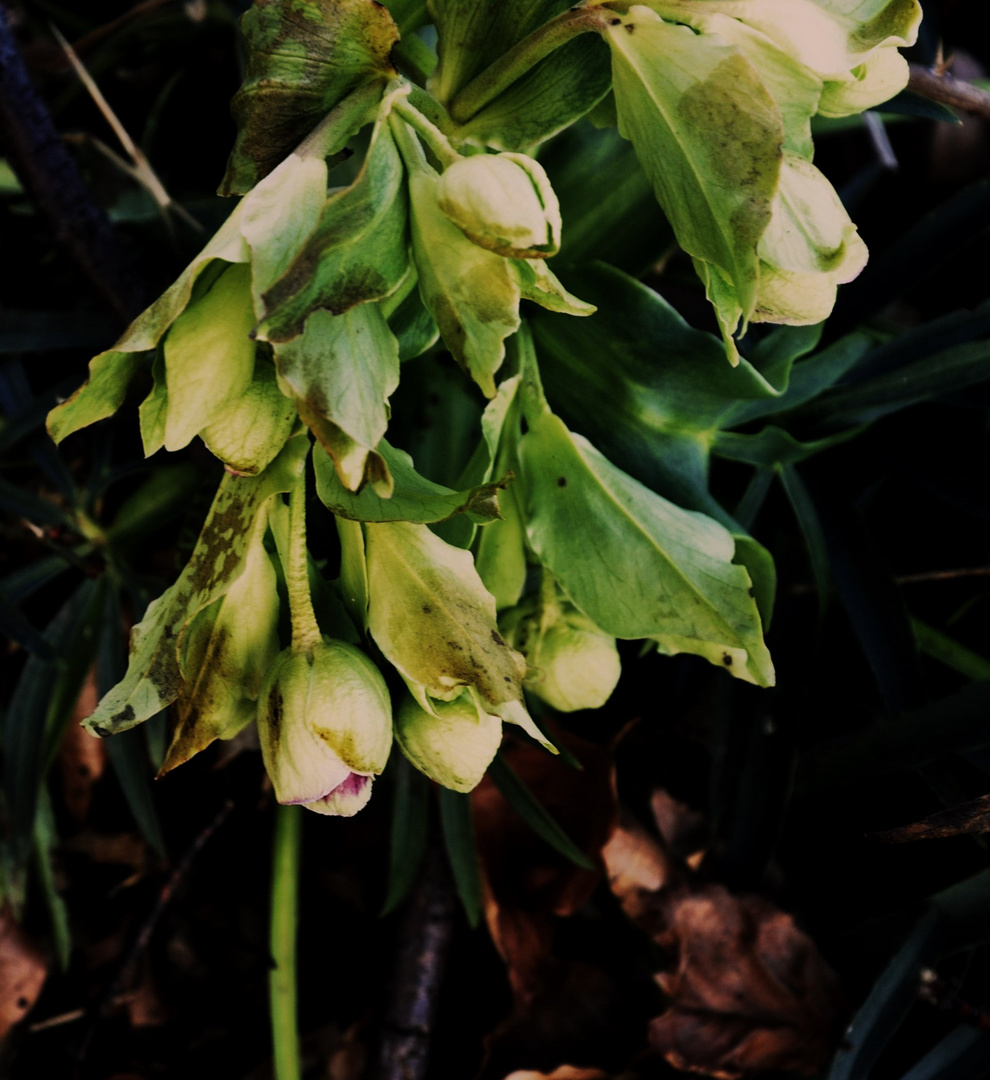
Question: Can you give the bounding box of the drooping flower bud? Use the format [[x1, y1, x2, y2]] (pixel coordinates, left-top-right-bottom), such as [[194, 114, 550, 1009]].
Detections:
[[503, 590, 621, 713], [395, 690, 502, 793], [257, 639, 392, 817], [437, 152, 562, 259]]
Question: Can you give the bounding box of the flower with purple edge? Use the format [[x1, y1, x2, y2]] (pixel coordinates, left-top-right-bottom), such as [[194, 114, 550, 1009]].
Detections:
[[257, 640, 392, 818]]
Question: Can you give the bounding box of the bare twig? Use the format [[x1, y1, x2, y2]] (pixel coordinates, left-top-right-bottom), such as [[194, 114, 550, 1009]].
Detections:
[[0, 8, 151, 321], [908, 62, 990, 122], [374, 843, 457, 1080]]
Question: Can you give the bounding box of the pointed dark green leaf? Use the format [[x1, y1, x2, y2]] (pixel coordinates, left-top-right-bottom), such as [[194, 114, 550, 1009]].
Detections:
[[439, 787, 483, 927]]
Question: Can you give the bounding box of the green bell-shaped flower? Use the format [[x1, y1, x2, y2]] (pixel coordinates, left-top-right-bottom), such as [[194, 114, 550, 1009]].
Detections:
[[257, 639, 392, 817], [395, 689, 502, 793], [436, 152, 561, 259], [502, 584, 621, 713]]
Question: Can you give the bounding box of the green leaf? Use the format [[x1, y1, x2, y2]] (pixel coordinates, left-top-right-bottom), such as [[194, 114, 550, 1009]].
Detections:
[[911, 618, 990, 683], [828, 912, 940, 1080], [427, 0, 575, 105], [605, 6, 783, 349], [108, 463, 203, 549], [796, 682, 990, 794], [272, 305, 399, 493], [519, 408, 774, 686], [713, 424, 861, 467], [457, 34, 612, 151], [83, 433, 308, 738], [162, 263, 257, 451], [33, 787, 72, 971], [402, 145, 521, 398], [779, 463, 831, 613], [381, 755, 430, 915], [644, 2, 823, 157], [382, 271, 440, 362], [259, 114, 409, 343], [897, 1026, 990, 1080], [220, 0, 399, 195], [314, 438, 506, 524], [724, 331, 871, 426], [47, 209, 249, 444], [138, 351, 168, 457], [439, 788, 483, 927], [540, 122, 674, 273], [199, 357, 297, 476], [106, 729, 168, 859], [160, 505, 280, 773], [488, 753, 595, 869], [3, 580, 103, 863], [802, 337, 990, 431]]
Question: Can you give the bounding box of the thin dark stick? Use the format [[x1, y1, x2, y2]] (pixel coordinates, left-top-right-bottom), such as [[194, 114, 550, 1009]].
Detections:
[[73, 799, 235, 1065], [374, 843, 457, 1080], [908, 62, 990, 122], [0, 8, 151, 322]]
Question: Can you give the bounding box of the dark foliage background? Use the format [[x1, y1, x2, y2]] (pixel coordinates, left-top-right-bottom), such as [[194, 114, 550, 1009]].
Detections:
[[1, 1, 990, 1078]]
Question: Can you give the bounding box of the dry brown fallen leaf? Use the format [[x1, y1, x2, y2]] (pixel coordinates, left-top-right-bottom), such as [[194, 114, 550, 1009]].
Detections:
[[0, 905, 48, 1040], [872, 792, 990, 842], [473, 728, 617, 1005], [58, 666, 107, 821], [603, 804, 842, 1079]]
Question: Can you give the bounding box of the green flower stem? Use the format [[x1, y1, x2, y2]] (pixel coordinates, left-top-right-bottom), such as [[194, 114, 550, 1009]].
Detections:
[[392, 96, 461, 168], [389, 111, 432, 176], [538, 565, 562, 635], [286, 475, 323, 654], [394, 33, 437, 86], [270, 803, 302, 1080], [448, 5, 609, 123]]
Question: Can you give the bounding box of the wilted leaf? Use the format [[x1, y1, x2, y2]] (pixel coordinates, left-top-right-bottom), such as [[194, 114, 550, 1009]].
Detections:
[[260, 112, 409, 342], [221, 0, 399, 195], [601, 812, 841, 1079], [273, 305, 398, 493], [605, 7, 783, 351], [83, 433, 307, 738], [364, 521, 546, 746], [647, 885, 842, 1077], [0, 907, 47, 1039]]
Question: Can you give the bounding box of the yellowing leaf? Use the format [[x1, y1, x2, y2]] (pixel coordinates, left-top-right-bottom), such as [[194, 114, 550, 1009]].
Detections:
[[272, 305, 399, 492], [83, 433, 308, 738], [605, 7, 783, 346], [163, 263, 257, 451]]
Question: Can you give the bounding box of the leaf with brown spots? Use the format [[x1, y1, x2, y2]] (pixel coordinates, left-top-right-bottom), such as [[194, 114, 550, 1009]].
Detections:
[[0, 907, 47, 1039], [365, 520, 547, 746], [82, 432, 307, 740], [220, 0, 399, 196]]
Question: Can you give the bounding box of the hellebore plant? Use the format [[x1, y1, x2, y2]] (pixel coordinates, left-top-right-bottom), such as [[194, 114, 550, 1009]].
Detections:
[[48, 0, 921, 822]]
